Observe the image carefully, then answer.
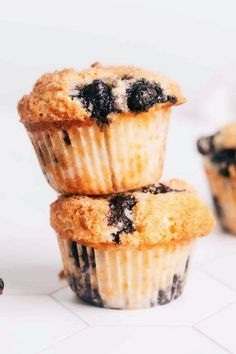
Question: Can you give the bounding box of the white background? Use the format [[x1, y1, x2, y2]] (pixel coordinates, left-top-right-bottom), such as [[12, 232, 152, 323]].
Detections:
[[1, 1, 236, 353]]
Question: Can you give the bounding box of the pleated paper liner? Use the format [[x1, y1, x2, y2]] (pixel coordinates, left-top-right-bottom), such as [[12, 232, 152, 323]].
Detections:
[[58, 236, 195, 310], [28, 109, 170, 195]]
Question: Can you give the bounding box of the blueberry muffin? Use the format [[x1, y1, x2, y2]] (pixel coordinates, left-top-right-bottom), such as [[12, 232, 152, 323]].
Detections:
[[18, 63, 185, 195], [50, 179, 214, 309], [197, 123, 236, 234]]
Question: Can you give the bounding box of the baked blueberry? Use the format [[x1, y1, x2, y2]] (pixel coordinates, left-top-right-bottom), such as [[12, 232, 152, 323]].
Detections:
[[70, 241, 80, 268], [71, 80, 115, 124], [211, 149, 236, 164], [142, 183, 178, 194], [63, 130, 71, 145], [81, 245, 89, 272], [127, 79, 167, 112], [197, 136, 215, 155], [167, 95, 177, 104], [143, 182, 185, 194], [108, 195, 137, 244]]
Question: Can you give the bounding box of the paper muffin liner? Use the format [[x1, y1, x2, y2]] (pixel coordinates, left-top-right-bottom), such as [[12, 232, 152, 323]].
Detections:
[[57, 236, 195, 309], [203, 159, 236, 235], [27, 109, 170, 195]]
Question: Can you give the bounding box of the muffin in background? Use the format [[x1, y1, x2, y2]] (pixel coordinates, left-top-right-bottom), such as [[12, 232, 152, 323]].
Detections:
[[50, 179, 214, 310], [18, 63, 185, 195], [197, 123, 236, 234], [0, 279, 4, 295]]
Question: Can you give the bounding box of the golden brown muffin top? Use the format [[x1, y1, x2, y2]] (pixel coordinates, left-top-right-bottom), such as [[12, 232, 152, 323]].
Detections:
[[198, 123, 236, 155], [213, 123, 236, 149], [197, 123, 236, 178], [50, 179, 215, 249], [18, 63, 185, 130]]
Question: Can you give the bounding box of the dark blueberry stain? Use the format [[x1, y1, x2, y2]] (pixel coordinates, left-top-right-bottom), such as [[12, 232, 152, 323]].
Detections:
[[158, 273, 185, 305], [67, 271, 103, 307], [67, 274, 79, 293], [127, 79, 173, 112], [38, 147, 46, 166], [81, 246, 89, 272], [90, 248, 96, 268], [0, 278, 4, 295], [185, 257, 190, 273], [167, 95, 177, 104], [70, 80, 115, 125], [108, 195, 137, 244], [158, 289, 171, 305], [63, 130, 71, 145], [53, 156, 58, 163], [213, 196, 223, 219], [222, 224, 231, 233], [142, 183, 184, 195], [218, 164, 230, 177], [197, 135, 215, 156], [171, 274, 183, 300], [70, 241, 80, 268], [211, 149, 236, 165]]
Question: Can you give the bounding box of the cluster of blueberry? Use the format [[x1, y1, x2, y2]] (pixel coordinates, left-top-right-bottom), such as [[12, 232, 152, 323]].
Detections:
[[71, 78, 176, 125], [197, 135, 236, 177], [108, 195, 137, 244], [107, 183, 183, 244]]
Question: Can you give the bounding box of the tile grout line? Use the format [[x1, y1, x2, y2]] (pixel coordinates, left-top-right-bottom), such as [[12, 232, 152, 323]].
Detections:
[[193, 326, 233, 354], [193, 299, 236, 327], [49, 293, 91, 327], [197, 268, 236, 293], [38, 324, 234, 354], [2, 286, 68, 297], [48, 284, 68, 296], [37, 326, 89, 353]]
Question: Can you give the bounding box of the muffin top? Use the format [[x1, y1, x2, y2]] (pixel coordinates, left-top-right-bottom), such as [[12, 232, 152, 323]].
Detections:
[[197, 123, 236, 177], [18, 63, 185, 130], [50, 179, 215, 249]]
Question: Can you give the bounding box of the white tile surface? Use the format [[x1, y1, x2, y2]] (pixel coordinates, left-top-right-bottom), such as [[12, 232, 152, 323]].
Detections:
[[196, 303, 236, 354], [0, 227, 63, 295], [52, 270, 236, 326], [0, 296, 86, 354], [193, 230, 236, 267], [41, 326, 228, 354], [200, 252, 236, 291]]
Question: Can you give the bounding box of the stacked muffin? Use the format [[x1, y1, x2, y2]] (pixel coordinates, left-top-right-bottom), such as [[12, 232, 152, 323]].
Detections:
[[18, 63, 215, 309]]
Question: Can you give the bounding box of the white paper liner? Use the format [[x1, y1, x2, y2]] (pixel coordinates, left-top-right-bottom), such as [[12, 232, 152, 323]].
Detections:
[[28, 109, 170, 195], [58, 237, 195, 309]]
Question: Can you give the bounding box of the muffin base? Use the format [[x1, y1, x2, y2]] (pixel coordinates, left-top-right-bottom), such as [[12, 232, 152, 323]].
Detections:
[[28, 109, 170, 195], [58, 237, 194, 309], [204, 160, 236, 235]]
